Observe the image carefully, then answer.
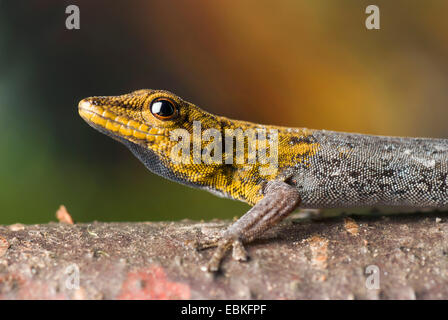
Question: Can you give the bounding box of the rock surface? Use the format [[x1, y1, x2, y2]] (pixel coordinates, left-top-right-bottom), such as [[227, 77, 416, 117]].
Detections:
[[1, 212, 448, 299]]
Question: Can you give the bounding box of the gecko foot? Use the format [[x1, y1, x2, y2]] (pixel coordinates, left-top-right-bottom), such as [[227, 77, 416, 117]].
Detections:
[[197, 236, 248, 272]]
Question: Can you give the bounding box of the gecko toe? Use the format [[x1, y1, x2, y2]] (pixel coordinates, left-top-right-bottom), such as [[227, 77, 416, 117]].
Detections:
[[202, 238, 233, 272], [201, 238, 249, 272], [231, 239, 248, 261], [194, 238, 219, 250]]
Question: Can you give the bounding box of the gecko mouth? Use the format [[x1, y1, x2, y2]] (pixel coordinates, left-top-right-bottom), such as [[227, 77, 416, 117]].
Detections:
[[78, 99, 168, 144]]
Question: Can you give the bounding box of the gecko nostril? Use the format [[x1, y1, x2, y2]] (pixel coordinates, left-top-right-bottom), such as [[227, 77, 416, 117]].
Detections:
[[78, 99, 93, 110], [78, 98, 103, 110]]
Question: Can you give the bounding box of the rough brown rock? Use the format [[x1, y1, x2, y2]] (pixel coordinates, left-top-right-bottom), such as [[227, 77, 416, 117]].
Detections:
[[1, 212, 448, 299]]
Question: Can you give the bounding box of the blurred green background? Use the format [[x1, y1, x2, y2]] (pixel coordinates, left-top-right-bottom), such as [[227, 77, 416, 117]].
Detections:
[[1, 1, 448, 224]]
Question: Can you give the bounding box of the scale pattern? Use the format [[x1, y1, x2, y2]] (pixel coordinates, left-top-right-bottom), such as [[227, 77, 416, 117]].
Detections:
[[292, 130, 448, 209]]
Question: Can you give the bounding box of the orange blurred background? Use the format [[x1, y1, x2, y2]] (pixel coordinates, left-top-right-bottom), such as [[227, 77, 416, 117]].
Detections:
[[133, 0, 448, 137]]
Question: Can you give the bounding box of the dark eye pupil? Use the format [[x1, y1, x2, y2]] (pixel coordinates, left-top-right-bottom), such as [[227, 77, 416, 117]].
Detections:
[[151, 99, 175, 117]]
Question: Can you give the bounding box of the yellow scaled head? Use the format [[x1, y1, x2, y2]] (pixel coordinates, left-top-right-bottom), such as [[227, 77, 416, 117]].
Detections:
[[78, 89, 230, 194], [79, 89, 220, 150]]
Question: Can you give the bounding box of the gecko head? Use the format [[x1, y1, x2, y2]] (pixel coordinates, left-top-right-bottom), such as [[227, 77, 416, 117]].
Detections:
[[78, 89, 224, 184], [78, 89, 221, 147]]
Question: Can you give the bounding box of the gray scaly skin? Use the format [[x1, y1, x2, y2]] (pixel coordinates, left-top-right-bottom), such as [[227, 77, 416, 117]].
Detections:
[[296, 130, 448, 209]]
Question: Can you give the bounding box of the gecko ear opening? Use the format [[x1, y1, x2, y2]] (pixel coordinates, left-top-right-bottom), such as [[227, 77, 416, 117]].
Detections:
[[150, 98, 178, 120]]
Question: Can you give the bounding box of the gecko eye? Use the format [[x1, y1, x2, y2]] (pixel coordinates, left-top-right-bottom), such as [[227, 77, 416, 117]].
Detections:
[[150, 98, 177, 120]]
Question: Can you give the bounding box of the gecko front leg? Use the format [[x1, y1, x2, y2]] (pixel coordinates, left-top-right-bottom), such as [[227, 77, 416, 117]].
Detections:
[[199, 180, 301, 272]]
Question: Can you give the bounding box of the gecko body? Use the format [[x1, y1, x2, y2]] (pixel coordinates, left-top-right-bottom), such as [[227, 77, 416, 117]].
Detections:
[[296, 130, 448, 209], [78, 89, 448, 271]]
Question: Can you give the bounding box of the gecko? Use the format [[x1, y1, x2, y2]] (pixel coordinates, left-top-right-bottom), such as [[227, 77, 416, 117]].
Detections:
[[78, 89, 448, 271]]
